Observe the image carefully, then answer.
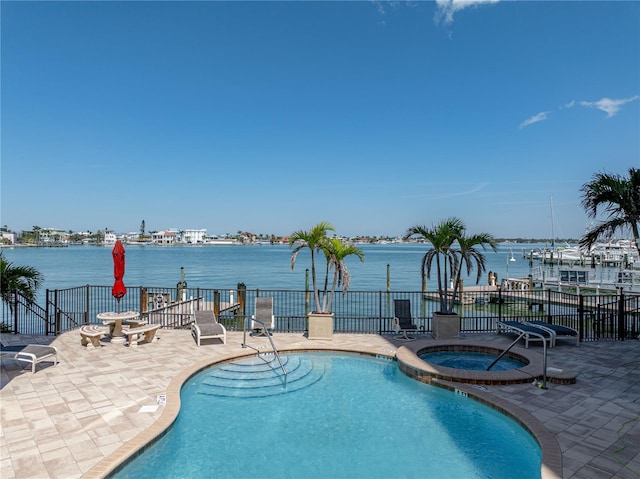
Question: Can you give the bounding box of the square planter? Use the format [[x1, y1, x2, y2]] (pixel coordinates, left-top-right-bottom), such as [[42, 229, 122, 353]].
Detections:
[[432, 312, 460, 340], [308, 312, 334, 340]]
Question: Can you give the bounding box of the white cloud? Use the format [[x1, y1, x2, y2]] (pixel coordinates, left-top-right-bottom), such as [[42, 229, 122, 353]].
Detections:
[[371, 1, 386, 16], [519, 111, 549, 129], [562, 100, 575, 109], [405, 182, 489, 200], [371, 1, 401, 16], [579, 96, 640, 118], [435, 0, 500, 25]]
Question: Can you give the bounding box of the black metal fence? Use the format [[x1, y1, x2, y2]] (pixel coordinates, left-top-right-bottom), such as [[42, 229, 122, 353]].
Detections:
[[1, 285, 639, 341]]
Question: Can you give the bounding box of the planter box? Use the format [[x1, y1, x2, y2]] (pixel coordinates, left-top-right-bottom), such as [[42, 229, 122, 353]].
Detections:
[[308, 312, 334, 340], [432, 312, 460, 340]]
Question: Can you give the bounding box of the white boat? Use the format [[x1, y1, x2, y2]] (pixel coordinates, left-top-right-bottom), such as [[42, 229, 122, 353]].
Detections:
[[529, 239, 639, 267], [530, 263, 640, 293], [589, 240, 639, 266], [528, 244, 587, 264]]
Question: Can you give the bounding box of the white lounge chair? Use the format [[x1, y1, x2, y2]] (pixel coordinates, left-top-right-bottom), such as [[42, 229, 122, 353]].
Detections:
[[251, 297, 275, 336], [191, 310, 227, 346], [0, 344, 58, 373]]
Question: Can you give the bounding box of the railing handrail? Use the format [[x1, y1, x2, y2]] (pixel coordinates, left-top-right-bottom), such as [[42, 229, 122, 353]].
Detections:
[[3, 284, 639, 341], [242, 318, 287, 376]]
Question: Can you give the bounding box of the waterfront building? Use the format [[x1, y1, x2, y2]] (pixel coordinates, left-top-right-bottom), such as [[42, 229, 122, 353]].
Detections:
[[104, 231, 117, 245], [1, 231, 16, 245], [152, 230, 177, 245], [179, 228, 207, 244]]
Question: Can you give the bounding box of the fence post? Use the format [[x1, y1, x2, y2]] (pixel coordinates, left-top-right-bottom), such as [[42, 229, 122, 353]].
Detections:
[[305, 269, 310, 316], [46, 289, 51, 335], [378, 291, 383, 335], [54, 289, 61, 336], [141, 287, 148, 314], [85, 285, 90, 325], [618, 292, 625, 341], [12, 290, 18, 334], [578, 293, 585, 343], [237, 283, 246, 317], [213, 290, 220, 317]]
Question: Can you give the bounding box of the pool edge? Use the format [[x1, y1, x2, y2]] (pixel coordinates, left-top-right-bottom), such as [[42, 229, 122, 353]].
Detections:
[[85, 342, 561, 479], [397, 340, 563, 479]]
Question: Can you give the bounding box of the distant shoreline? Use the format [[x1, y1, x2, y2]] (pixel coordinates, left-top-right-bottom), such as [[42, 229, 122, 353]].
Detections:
[[1, 238, 591, 250]]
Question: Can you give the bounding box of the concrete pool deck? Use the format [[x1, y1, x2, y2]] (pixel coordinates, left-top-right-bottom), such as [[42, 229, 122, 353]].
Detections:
[[1, 329, 639, 479]]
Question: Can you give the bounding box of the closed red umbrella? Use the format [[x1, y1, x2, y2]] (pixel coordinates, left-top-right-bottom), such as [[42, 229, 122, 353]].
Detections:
[[112, 240, 127, 310]]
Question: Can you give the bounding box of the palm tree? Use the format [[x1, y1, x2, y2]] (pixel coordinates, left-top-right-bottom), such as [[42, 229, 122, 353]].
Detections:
[[321, 237, 365, 312], [579, 167, 640, 257], [33, 225, 41, 245], [0, 252, 43, 310], [288, 221, 335, 312], [451, 232, 498, 306], [405, 217, 464, 314]]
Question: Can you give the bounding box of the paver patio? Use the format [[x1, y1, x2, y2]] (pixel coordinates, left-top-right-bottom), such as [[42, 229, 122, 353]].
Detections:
[[1, 329, 639, 479]]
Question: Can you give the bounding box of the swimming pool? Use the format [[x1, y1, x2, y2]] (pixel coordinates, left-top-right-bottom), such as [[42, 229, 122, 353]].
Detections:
[[113, 353, 541, 478], [420, 350, 527, 371]]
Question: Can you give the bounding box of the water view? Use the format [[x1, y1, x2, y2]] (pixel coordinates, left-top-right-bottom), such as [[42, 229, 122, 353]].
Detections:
[[2, 243, 546, 301]]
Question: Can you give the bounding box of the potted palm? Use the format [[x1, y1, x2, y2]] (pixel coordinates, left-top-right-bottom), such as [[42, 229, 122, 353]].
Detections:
[[405, 217, 496, 340], [289, 222, 364, 339]]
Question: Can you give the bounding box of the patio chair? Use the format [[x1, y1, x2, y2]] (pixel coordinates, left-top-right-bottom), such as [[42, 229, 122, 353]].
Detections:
[[392, 299, 418, 340], [251, 297, 275, 336], [525, 320, 579, 346], [191, 310, 227, 346], [497, 320, 555, 348], [0, 344, 58, 373]]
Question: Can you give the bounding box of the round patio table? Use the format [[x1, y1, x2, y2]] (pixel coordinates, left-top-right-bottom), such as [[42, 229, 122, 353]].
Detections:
[[97, 311, 140, 344]]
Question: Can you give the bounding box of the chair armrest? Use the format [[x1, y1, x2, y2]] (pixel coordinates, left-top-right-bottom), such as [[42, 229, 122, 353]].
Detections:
[[392, 317, 399, 332]]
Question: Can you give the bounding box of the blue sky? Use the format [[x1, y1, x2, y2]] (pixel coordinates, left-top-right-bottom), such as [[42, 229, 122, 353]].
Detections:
[[2, 1, 638, 239]]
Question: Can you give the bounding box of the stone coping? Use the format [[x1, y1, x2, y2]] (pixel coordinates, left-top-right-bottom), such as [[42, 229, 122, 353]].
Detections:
[[84, 339, 562, 479], [397, 339, 546, 385], [432, 379, 563, 479]]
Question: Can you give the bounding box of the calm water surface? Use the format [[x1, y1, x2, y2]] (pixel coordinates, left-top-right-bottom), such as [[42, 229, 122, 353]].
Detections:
[[3, 243, 543, 299], [115, 354, 541, 479]]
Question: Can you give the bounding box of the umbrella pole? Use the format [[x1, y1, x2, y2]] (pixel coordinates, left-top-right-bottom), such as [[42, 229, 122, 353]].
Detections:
[[117, 298, 121, 313]]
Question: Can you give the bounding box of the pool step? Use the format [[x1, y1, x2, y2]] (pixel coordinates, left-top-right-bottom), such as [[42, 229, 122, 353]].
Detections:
[[198, 355, 324, 398]]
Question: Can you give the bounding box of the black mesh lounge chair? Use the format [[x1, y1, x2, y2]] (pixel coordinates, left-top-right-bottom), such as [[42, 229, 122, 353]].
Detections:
[[392, 299, 418, 340], [0, 344, 58, 373], [525, 320, 579, 346], [497, 320, 555, 348], [251, 297, 275, 336], [191, 310, 227, 346]]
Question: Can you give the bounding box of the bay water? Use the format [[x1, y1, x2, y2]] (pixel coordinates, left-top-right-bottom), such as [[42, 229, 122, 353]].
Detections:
[[2, 243, 545, 302]]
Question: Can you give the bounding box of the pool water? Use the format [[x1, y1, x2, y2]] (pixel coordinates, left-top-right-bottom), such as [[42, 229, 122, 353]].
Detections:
[[420, 351, 527, 371], [114, 354, 541, 478]]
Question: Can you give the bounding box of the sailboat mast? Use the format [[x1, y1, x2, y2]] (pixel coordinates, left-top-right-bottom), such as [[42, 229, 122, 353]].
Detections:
[[550, 196, 555, 248]]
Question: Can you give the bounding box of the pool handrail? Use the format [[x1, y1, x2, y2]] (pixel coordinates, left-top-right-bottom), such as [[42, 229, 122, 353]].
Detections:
[[488, 330, 548, 388], [242, 317, 287, 377]]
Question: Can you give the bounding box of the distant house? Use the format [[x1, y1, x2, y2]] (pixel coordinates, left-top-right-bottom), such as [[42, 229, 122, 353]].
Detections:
[[181, 228, 207, 244], [165, 228, 207, 244], [39, 228, 69, 244], [152, 231, 177, 245], [1, 231, 16, 244], [104, 231, 117, 245]]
